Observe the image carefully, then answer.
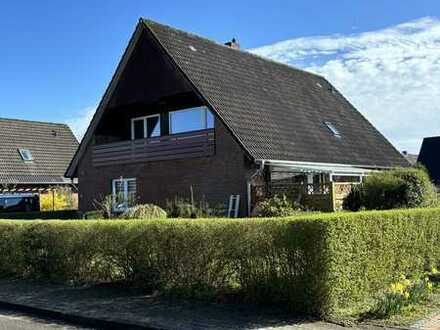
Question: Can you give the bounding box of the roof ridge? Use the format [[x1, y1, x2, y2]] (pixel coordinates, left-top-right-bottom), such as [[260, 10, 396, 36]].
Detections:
[[0, 117, 69, 127], [141, 18, 324, 80]]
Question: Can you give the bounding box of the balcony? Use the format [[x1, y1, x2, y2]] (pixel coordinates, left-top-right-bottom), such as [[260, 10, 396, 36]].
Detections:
[[92, 128, 215, 167]]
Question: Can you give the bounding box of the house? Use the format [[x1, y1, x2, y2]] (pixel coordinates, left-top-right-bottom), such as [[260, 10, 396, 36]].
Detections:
[[402, 151, 418, 166], [418, 137, 440, 189], [0, 118, 79, 212], [66, 19, 408, 215]]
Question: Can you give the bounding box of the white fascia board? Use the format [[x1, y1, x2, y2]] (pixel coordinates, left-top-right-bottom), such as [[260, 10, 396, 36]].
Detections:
[[257, 159, 379, 175]]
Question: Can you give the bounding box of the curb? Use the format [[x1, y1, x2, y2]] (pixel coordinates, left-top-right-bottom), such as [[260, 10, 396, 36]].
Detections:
[[0, 300, 160, 330]]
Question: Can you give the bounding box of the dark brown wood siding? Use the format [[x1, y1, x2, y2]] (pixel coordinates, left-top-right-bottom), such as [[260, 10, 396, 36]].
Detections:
[[75, 24, 254, 216], [92, 129, 215, 167], [77, 119, 253, 216]]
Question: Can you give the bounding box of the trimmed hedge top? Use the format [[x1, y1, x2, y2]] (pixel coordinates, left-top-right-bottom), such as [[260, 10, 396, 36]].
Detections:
[[0, 208, 439, 318]]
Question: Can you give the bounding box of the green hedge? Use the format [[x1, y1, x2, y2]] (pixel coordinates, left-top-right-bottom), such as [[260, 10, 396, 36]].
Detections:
[[0, 208, 439, 318], [343, 167, 438, 211]]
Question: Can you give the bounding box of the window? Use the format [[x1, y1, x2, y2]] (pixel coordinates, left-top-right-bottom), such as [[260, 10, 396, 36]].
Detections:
[[169, 107, 214, 134], [18, 149, 33, 161], [324, 121, 341, 138], [131, 114, 161, 140], [112, 178, 136, 212]]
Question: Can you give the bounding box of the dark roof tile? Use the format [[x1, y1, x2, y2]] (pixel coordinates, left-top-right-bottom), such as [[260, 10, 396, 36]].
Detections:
[[143, 19, 408, 168], [0, 118, 78, 184]]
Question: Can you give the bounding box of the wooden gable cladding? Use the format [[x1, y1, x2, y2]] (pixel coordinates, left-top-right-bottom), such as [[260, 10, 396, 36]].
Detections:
[[92, 128, 215, 167], [107, 29, 193, 109]]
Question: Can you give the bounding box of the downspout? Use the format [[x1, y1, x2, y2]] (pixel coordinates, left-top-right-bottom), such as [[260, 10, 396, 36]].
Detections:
[[247, 160, 265, 217]]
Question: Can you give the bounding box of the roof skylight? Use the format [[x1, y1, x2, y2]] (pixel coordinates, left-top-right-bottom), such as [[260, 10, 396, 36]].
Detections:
[[324, 122, 341, 138], [18, 148, 33, 161]]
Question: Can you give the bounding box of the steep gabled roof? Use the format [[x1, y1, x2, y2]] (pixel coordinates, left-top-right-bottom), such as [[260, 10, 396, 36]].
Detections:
[[143, 19, 408, 168], [0, 118, 78, 185], [418, 137, 440, 185], [66, 19, 408, 176]]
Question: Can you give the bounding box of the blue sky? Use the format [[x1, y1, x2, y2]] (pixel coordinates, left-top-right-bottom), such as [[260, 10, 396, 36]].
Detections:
[[1, 1, 439, 152]]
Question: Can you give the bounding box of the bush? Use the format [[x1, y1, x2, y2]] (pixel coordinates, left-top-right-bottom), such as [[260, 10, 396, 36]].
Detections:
[[40, 188, 77, 211], [166, 197, 195, 218], [121, 204, 167, 220], [343, 167, 438, 211], [0, 208, 439, 318], [342, 185, 363, 211], [165, 197, 225, 218], [256, 194, 302, 217], [392, 167, 438, 208]]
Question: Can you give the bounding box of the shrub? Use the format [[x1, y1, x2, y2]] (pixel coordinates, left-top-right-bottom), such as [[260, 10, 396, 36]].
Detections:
[[166, 197, 195, 218], [256, 194, 302, 217], [165, 197, 225, 218], [343, 167, 438, 211], [0, 208, 439, 318], [391, 167, 438, 208], [342, 185, 363, 212], [40, 188, 77, 211], [92, 195, 114, 219], [121, 204, 167, 220]]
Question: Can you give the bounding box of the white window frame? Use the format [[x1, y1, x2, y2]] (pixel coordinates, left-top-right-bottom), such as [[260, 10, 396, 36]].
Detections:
[[131, 114, 161, 140], [112, 178, 136, 212], [169, 106, 213, 134], [18, 148, 33, 161], [324, 121, 341, 138]]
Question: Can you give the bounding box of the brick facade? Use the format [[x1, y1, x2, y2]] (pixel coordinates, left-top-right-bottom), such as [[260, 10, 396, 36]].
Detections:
[[77, 119, 253, 216]]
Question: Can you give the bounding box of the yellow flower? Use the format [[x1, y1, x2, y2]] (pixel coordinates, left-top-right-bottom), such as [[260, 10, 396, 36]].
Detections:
[[431, 267, 439, 275], [391, 282, 405, 294], [404, 291, 410, 299]]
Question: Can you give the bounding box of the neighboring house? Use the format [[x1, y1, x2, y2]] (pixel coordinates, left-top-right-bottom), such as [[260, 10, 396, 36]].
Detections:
[[66, 19, 408, 215], [402, 151, 418, 166], [418, 137, 440, 189], [0, 118, 79, 212]]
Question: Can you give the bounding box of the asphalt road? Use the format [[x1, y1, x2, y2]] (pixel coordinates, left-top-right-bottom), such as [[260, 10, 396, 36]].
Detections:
[[0, 308, 94, 330]]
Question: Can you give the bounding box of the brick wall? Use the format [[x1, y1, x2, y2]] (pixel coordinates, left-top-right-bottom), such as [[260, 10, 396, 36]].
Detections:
[[77, 119, 253, 216]]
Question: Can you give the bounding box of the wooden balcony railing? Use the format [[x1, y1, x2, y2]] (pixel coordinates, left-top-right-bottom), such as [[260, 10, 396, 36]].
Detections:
[[92, 128, 215, 167], [269, 182, 358, 212]]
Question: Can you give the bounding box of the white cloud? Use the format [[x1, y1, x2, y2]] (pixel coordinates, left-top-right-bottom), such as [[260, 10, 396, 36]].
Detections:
[[252, 17, 440, 154], [66, 106, 95, 141]]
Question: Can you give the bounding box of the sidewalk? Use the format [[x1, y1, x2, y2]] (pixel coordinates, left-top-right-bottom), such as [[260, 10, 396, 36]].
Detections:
[[0, 279, 406, 329]]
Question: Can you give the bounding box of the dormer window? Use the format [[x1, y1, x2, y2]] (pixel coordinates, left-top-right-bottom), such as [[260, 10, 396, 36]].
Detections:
[[131, 114, 161, 140], [18, 148, 33, 161], [324, 121, 341, 138]]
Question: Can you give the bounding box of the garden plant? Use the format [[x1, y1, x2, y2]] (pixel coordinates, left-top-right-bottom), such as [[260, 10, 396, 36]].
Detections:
[[0, 208, 439, 319]]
